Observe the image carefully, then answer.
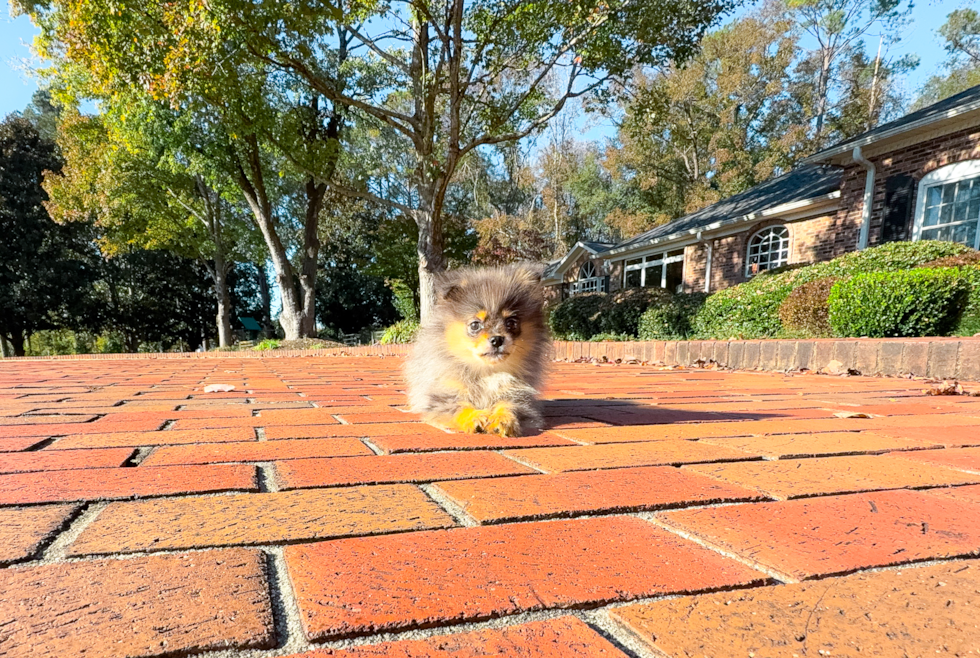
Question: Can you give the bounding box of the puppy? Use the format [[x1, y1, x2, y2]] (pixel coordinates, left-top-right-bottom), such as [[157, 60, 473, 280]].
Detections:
[[406, 263, 551, 437]]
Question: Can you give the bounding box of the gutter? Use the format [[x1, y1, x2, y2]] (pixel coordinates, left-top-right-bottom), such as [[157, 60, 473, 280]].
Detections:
[[802, 100, 980, 165], [602, 190, 841, 259], [698, 230, 712, 294], [851, 146, 875, 250]]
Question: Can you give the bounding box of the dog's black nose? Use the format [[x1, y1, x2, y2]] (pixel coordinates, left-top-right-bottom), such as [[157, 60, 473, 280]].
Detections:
[[490, 336, 505, 349]]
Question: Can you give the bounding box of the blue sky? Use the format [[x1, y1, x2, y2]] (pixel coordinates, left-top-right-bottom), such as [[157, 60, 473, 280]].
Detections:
[[0, 0, 968, 120]]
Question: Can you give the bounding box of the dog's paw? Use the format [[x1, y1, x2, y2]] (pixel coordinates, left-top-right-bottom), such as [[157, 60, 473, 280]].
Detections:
[[484, 403, 520, 437], [453, 406, 488, 433]]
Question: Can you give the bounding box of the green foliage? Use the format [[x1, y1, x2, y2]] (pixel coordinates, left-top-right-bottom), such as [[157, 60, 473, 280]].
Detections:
[[950, 266, 980, 337], [638, 292, 709, 340], [252, 339, 280, 351], [387, 279, 419, 323], [828, 268, 969, 338], [548, 293, 606, 340], [777, 277, 839, 337], [380, 320, 419, 345], [693, 241, 972, 339], [599, 287, 674, 336], [915, 8, 980, 108], [589, 332, 634, 342]]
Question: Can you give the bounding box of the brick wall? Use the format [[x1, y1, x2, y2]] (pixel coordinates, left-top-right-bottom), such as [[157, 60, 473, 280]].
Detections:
[[838, 125, 980, 248]]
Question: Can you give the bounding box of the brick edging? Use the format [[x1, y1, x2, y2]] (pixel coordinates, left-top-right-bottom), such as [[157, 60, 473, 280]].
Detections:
[[4, 338, 977, 380], [551, 338, 980, 380]]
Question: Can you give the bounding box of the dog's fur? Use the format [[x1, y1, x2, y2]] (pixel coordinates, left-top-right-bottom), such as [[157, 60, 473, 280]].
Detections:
[[406, 264, 551, 436]]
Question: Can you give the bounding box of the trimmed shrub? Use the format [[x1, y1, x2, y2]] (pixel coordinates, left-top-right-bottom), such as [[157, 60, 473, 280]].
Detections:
[[920, 252, 980, 269], [379, 320, 419, 344], [953, 266, 980, 336], [548, 293, 606, 339], [828, 268, 969, 338], [693, 241, 973, 339], [598, 287, 673, 336], [588, 332, 634, 342], [777, 277, 839, 337], [639, 293, 709, 340]]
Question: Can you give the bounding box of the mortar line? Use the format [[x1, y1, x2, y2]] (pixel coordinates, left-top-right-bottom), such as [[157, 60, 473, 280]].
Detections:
[[361, 438, 385, 455], [418, 483, 478, 527], [37, 502, 107, 563], [264, 546, 314, 655], [640, 513, 795, 584], [578, 609, 665, 658]]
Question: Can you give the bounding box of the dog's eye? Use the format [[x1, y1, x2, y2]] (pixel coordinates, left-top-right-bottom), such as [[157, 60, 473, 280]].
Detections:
[[468, 320, 482, 333], [504, 317, 519, 331]]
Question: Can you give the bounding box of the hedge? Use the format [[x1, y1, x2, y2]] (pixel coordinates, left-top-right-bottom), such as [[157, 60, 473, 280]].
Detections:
[[828, 268, 969, 338], [638, 293, 709, 340], [692, 241, 972, 339], [777, 277, 839, 337], [548, 288, 672, 339]]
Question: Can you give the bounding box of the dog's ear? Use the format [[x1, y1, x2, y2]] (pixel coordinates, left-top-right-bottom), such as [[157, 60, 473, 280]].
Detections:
[[435, 269, 467, 302], [513, 262, 545, 285]]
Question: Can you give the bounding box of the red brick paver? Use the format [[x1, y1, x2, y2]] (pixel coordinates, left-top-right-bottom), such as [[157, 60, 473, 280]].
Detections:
[[68, 485, 454, 555], [285, 516, 767, 640], [612, 559, 980, 658], [658, 489, 980, 580], [291, 617, 627, 657], [2, 354, 979, 656], [0, 463, 257, 505], [0, 505, 78, 565], [0, 548, 274, 657], [433, 465, 768, 523]]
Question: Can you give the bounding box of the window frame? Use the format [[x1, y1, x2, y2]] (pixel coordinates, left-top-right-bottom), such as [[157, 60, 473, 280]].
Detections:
[[912, 160, 980, 250], [744, 225, 790, 278], [622, 249, 685, 289]]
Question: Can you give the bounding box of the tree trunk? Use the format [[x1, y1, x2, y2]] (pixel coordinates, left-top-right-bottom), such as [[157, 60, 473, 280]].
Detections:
[[415, 181, 446, 323], [213, 252, 234, 348], [298, 177, 326, 338], [9, 328, 25, 357], [257, 263, 272, 337]]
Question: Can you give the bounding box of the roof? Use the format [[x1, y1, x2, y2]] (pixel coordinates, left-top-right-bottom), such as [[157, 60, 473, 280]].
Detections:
[[803, 84, 980, 164], [605, 165, 843, 256], [238, 317, 262, 331], [541, 241, 615, 283]]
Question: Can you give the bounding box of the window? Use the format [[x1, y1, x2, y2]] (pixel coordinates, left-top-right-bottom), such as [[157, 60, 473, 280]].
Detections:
[[913, 161, 980, 249], [745, 226, 789, 277], [569, 260, 605, 295], [622, 249, 685, 292]]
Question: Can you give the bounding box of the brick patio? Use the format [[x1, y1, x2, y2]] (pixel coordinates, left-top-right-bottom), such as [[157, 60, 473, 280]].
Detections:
[[2, 355, 980, 657]]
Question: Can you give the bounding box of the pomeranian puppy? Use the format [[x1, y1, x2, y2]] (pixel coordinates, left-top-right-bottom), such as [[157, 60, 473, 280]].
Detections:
[[406, 263, 551, 437]]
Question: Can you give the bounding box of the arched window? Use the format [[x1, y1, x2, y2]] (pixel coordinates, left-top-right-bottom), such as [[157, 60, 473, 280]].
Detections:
[[570, 260, 605, 295], [745, 226, 790, 277], [913, 160, 980, 249]]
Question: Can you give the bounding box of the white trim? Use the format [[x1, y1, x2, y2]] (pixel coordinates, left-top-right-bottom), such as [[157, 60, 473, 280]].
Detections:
[[541, 241, 613, 285], [602, 191, 840, 259], [852, 146, 875, 250], [802, 102, 980, 165], [744, 225, 790, 278], [622, 248, 685, 290], [912, 160, 980, 249]]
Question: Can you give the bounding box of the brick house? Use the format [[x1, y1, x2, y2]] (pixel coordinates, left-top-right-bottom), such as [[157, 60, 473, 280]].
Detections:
[[543, 85, 980, 300]]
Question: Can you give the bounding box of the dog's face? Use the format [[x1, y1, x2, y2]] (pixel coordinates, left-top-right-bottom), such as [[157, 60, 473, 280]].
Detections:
[[436, 264, 545, 371]]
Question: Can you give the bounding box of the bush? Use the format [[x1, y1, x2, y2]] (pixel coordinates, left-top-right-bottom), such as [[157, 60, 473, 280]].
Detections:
[[380, 319, 419, 344], [588, 332, 634, 342], [548, 293, 606, 339], [639, 293, 709, 340], [828, 268, 969, 338], [777, 277, 839, 337], [598, 287, 673, 336], [922, 252, 980, 269], [253, 339, 280, 350], [953, 266, 980, 336], [693, 241, 973, 339]]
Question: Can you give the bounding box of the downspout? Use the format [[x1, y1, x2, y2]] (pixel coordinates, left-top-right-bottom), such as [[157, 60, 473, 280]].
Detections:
[[852, 146, 875, 250], [698, 231, 712, 294]]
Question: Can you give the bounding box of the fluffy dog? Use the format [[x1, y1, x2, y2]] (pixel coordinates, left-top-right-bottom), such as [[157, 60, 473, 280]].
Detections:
[[406, 263, 550, 437]]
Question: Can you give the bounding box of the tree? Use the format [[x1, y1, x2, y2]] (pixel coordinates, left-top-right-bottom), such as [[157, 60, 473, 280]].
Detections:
[[0, 114, 96, 355], [614, 7, 805, 222], [44, 104, 263, 347], [785, 0, 912, 144], [22, 0, 350, 339], [191, 0, 737, 319], [916, 8, 980, 108]]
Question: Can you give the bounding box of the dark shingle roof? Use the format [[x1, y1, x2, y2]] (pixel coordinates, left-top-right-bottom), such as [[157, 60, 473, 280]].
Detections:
[[804, 84, 980, 163], [608, 165, 843, 254], [581, 241, 615, 253]]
